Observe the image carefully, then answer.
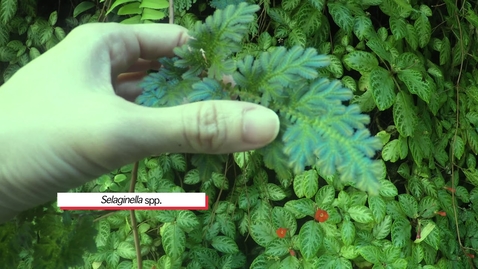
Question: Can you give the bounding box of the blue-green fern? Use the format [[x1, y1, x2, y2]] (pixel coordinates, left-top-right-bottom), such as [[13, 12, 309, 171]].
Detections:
[[136, 3, 384, 194]]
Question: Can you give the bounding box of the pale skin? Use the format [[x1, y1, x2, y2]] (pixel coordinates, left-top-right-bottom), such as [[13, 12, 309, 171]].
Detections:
[[0, 23, 280, 223]]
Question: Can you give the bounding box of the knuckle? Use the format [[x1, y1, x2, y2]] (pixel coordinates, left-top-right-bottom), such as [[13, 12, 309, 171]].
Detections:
[[185, 103, 227, 153]]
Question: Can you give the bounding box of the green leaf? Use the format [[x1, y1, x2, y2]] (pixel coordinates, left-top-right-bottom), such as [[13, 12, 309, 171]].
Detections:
[[463, 169, 478, 187], [299, 221, 323, 259], [107, 0, 137, 14], [373, 215, 392, 239], [177, 210, 199, 230], [0, 0, 17, 24], [326, 54, 343, 78], [405, 24, 418, 50], [250, 222, 275, 247], [398, 194, 418, 218], [212, 172, 229, 189], [284, 198, 315, 218], [73, 1, 95, 18], [369, 66, 396, 110], [391, 218, 411, 247], [264, 238, 289, 256], [48, 11, 58, 26], [366, 38, 392, 63], [266, 183, 287, 201], [452, 136, 465, 160], [341, 218, 355, 245], [357, 245, 381, 264], [382, 139, 404, 162], [116, 241, 136, 259], [328, 2, 354, 32], [139, 0, 169, 9], [161, 222, 186, 259], [397, 69, 431, 103], [343, 51, 379, 73], [293, 169, 319, 198], [348, 205, 374, 223], [315, 185, 335, 207], [418, 196, 439, 218], [117, 2, 141, 15], [29, 47, 41, 60], [414, 14, 431, 48], [390, 16, 407, 39], [272, 207, 298, 235], [211, 236, 239, 254], [141, 8, 166, 21], [393, 91, 418, 137], [184, 169, 200, 184], [353, 15, 374, 41], [369, 195, 386, 222], [439, 36, 451, 65]]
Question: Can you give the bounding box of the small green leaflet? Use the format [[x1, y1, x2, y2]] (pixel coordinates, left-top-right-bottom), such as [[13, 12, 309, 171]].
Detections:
[[369, 66, 396, 110], [343, 51, 379, 73]]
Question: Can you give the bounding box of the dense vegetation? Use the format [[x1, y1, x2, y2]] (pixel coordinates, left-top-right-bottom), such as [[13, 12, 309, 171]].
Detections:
[[1, 0, 478, 268]]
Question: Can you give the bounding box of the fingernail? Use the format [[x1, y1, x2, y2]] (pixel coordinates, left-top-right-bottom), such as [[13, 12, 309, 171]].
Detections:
[[243, 108, 280, 144]]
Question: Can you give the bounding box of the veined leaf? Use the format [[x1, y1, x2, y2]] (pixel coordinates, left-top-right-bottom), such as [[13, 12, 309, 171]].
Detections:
[[293, 169, 319, 198], [366, 38, 392, 63], [307, 0, 326, 11], [161, 222, 186, 258], [439, 37, 451, 65], [299, 221, 323, 259], [369, 66, 396, 110], [397, 69, 431, 103], [391, 218, 410, 247], [343, 51, 379, 73], [414, 14, 431, 48], [452, 136, 465, 160], [358, 245, 381, 264], [405, 24, 418, 50], [328, 2, 354, 32], [398, 194, 418, 218], [354, 15, 374, 41], [0, 0, 17, 24], [393, 91, 418, 137], [389, 16, 407, 39], [211, 236, 239, 254], [348, 205, 373, 223]]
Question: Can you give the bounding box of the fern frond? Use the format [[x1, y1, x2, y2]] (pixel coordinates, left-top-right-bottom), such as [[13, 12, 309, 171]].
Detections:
[[188, 78, 230, 102], [278, 78, 383, 194], [173, 3, 259, 79], [233, 46, 330, 106]]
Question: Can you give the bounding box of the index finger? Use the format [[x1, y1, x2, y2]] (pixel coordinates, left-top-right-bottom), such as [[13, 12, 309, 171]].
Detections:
[[66, 23, 189, 78]]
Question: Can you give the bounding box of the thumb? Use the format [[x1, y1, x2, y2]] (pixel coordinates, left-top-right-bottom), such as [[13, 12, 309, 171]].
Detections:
[[126, 100, 280, 156]]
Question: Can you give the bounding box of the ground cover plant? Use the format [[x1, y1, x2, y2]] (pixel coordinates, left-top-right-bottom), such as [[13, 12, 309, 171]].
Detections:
[[1, 0, 478, 268]]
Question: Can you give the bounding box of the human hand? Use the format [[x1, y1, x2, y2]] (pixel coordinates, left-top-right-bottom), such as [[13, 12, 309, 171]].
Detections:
[[0, 23, 280, 222]]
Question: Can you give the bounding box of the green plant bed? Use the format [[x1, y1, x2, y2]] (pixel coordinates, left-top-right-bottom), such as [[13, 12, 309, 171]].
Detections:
[[2, 0, 478, 268]]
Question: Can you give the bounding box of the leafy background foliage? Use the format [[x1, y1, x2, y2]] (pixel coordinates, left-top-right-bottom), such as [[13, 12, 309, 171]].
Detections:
[[1, 0, 478, 268]]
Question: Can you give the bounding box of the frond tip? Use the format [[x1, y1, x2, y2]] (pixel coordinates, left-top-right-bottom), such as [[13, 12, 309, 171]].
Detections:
[[280, 77, 383, 194]]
